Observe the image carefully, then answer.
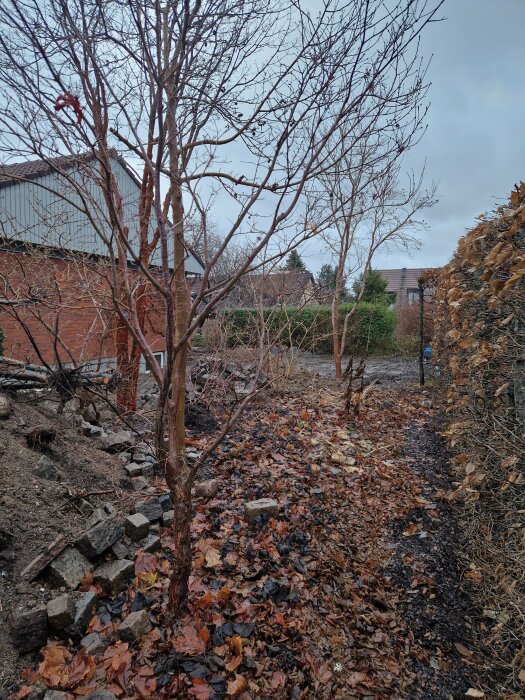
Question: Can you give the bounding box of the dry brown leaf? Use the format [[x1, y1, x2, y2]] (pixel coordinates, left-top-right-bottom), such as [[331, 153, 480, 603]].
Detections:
[[205, 548, 221, 568], [226, 674, 247, 697]]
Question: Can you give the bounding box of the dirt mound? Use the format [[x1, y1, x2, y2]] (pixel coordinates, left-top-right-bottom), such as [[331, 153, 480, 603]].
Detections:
[[0, 391, 123, 695]]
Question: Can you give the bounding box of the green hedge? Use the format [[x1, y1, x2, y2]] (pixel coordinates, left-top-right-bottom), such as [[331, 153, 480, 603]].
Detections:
[[223, 303, 396, 354]]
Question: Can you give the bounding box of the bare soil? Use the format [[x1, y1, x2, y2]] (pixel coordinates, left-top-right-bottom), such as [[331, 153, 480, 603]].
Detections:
[[0, 393, 126, 695]]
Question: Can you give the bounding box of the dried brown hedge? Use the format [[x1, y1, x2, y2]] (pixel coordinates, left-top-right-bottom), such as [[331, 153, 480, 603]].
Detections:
[[432, 184, 525, 697]]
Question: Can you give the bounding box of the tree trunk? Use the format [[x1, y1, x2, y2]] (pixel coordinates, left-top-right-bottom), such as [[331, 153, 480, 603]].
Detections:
[[165, 81, 191, 614], [332, 293, 342, 379], [419, 281, 425, 386]]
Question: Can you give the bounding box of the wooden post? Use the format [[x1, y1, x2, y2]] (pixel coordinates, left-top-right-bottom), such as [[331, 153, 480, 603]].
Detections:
[[419, 280, 425, 386]]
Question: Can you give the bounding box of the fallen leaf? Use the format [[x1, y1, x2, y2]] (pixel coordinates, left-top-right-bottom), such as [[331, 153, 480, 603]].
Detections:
[[173, 624, 209, 655], [205, 548, 221, 568], [465, 690, 485, 698], [454, 642, 473, 658], [226, 674, 247, 697], [189, 679, 215, 699]]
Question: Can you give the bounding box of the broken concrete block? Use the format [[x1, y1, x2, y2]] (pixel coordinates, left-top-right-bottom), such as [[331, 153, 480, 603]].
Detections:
[[162, 510, 174, 527], [102, 430, 133, 453], [94, 559, 134, 596], [125, 462, 143, 477], [117, 609, 152, 642], [125, 513, 149, 541], [134, 497, 162, 522], [47, 594, 76, 630], [65, 591, 98, 638], [195, 479, 218, 499], [80, 632, 107, 656], [47, 547, 93, 589], [244, 498, 280, 523], [158, 493, 172, 512], [76, 518, 124, 559], [10, 605, 47, 653]]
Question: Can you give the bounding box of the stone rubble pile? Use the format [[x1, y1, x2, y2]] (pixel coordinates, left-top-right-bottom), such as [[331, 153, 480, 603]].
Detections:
[[9, 424, 221, 658], [189, 359, 268, 400]]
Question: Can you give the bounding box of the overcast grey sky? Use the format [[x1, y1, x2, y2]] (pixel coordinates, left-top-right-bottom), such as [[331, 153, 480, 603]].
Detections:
[[303, 0, 525, 274]]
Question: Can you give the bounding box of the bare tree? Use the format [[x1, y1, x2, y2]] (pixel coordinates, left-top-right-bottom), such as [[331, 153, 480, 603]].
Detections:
[[314, 134, 437, 378], [0, 0, 443, 614]]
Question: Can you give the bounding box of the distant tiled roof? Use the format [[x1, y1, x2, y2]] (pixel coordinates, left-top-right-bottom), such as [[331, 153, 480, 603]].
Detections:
[[0, 151, 112, 189], [376, 268, 436, 293], [231, 271, 316, 306]]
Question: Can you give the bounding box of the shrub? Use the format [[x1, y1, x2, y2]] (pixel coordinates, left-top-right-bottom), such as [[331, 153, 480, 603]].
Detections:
[[223, 303, 397, 355]]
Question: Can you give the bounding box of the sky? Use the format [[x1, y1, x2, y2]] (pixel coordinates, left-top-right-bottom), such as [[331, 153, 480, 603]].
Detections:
[[302, 0, 525, 274]]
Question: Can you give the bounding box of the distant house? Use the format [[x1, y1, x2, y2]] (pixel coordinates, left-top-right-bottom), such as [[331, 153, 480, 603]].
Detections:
[[376, 268, 436, 307], [0, 152, 204, 368], [228, 271, 318, 308]]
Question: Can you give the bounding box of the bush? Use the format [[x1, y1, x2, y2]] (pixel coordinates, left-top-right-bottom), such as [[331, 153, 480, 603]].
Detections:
[[223, 303, 397, 355]]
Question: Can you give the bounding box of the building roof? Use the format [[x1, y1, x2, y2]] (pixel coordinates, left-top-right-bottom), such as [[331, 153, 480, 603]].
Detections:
[[376, 268, 436, 293], [231, 271, 316, 307], [0, 151, 124, 189], [0, 152, 204, 275]]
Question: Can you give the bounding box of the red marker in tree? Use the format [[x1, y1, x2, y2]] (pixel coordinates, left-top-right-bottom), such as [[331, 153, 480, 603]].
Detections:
[[54, 91, 83, 124]]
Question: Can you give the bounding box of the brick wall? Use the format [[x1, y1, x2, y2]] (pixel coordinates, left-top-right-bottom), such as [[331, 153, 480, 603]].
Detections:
[[0, 248, 167, 366]]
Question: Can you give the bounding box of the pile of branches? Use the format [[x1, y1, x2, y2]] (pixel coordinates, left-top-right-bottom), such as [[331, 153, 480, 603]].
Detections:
[[432, 184, 525, 697], [0, 356, 118, 405]]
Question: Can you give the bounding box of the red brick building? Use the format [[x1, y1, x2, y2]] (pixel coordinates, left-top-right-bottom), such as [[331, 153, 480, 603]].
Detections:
[[0, 153, 203, 368]]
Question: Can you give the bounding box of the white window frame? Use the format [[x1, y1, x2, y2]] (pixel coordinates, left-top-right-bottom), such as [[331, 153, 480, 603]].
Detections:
[[144, 351, 165, 373]]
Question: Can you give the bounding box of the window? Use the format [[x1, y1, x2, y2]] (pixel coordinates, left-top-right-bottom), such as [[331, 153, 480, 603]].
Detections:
[[406, 287, 419, 304], [144, 351, 165, 372]]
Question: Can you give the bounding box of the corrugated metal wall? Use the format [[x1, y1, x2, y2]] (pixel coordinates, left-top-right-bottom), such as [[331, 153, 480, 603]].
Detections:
[[0, 157, 203, 275]]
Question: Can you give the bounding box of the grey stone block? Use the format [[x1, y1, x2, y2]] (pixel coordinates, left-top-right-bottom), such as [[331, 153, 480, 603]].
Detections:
[[47, 593, 76, 630], [143, 534, 161, 553], [162, 510, 174, 527], [84, 691, 118, 700], [47, 547, 93, 589], [94, 559, 134, 596], [0, 394, 12, 419], [43, 691, 69, 700], [102, 430, 133, 453], [80, 632, 107, 656], [117, 609, 152, 642], [65, 591, 98, 638], [76, 517, 124, 559], [111, 541, 129, 559], [244, 498, 280, 523], [158, 493, 172, 512], [131, 476, 148, 491], [134, 498, 162, 522], [125, 513, 150, 541], [125, 462, 143, 477], [10, 605, 47, 653]]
